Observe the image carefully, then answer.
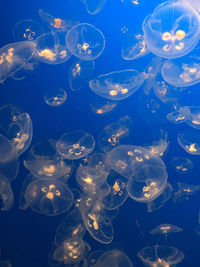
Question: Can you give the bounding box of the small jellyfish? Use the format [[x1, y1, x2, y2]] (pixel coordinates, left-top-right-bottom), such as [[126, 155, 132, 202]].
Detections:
[[177, 132, 200, 155], [161, 54, 200, 87], [95, 250, 133, 267], [153, 80, 179, 104], [35, 31, 72, 64], [122, 33, 150, 61], [38, 9, 78, 31], [127, 159, 168, 203], [13, 19, 44, 41], [66, 23, 105, 60], [90, 98, 117, 115], [138, 245, 184, 267], [182, 106, 200, 129], [150, 223, 183, 235], [98, 115, 132, 153], [82, 0, 107, 15], [68, 59, 95, 91], [89, 69, 145, 100], [166, 106, 190, 124], [56, 130, 95, 160], [173, 182, 200, 203], [0, 175, 14, 211], [142, 1, 200, 58], [44, 88, 67, 107], [147, 182, 173, 213], [24, 179, 74, 215], [0, 41, 36, 83], [171, 156, 193, 174]]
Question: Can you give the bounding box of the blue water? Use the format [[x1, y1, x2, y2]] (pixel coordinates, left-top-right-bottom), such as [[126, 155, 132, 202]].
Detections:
[[1, 0, 200, 266]]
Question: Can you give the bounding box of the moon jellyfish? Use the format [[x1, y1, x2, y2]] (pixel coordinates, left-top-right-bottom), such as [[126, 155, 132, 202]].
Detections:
[[0, 41, 36, 83], [102, 172, 128, 210], [90, 98, 117, 115], [138, 245, 184, 267], [13, 19, 44, 41], [38, 9, 78, 31], [82, 0, 107, 15], [98, 115, 132, 153], [68, 59, 95, 91], [0, 175, 14, 211], [166, 106, 190, 124], [150, 224, 183, 235], [122, 33, 150, 61], [35, 31, 72, 64], [171, 156, 193, 174], [161, 55, 200, 87], [177, 132, 200, 155], [142, 1, 200, 58], [89, 69, 145, 100], [56, 130, 95, 160], [55, 208, 86, 245], [24, 179, 74, 215], [153, 80, 179, 104], [44, 88, 67, 107], [52, 237, 90, 265], [147, 182, 173, 213], [127, 158, 168, 203], [95, 250, 133, 267], [173, 182, 200, 203], [66, 23, 105, 60]]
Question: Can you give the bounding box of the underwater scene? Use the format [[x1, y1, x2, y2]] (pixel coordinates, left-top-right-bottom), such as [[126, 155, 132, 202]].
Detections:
[[2, 0, 200, 266]]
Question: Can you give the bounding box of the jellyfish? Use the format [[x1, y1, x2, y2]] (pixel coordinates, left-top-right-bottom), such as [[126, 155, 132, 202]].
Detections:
[[13, 19, 44, 41], [98, 115, 132, 153], [171, 157, 193, 174], [0, 41, 36, 83], [56, 130, 95, 160], [0, 174, 14, 211], [166, 106, 190, 124], [44, 88, 67, 107], [66, 23, 105, 60], [95, 249, 133, 267], [81, 0, 107, 15], [38, 9, 78, 31], [35, 31, 72, 64], [150, 223, 183, 237], [121, 33, 150, 61], [24, 179, 74, 215], [173, 182, 200, 203], [142, 1, 200, 58], [68, 59, 95, 91], [127, 158, 168, 203], [90, 98, 117, 115], [138, 245, 184, 267], [177, 132, 200, 155], [89, 69, 145, 100]]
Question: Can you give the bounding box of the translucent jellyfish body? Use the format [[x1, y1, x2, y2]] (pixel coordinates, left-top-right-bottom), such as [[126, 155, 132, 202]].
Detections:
[[167, 106, 190, 124], [150, 223, 183, 235], [24, 179, 74, 215], [127, 158, 168, 202], [0, 41, 36, 83], [173, 182, 200, 203], [98, 116, 132, 153], [122, 33, 150, 61], [38, 9, 78, 31], [68, 59, 95, 91], [56, 130, 95, 160], [82, 0, 107, 15], [95, 249, 133, 267], [161, 55, 200, 87], [66, 23, 105, 60], [171, 156, 193, 174], [0, 106, 33, 162], [89, 69, 145, 100], [106, 145, 164, 179], [35, 31, 72, 64], [177, 132, 200, 155], [44, 88, 67, 107], [0, 175, 14, 211], [13, 19, 44, 41], [138, 245, 184, 267], [52, 237, 90, 265], [142, 1, 200, 58], [90, 97, 117, 115]]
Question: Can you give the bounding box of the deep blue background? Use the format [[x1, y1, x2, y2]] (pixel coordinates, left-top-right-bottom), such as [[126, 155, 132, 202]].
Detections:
[[1, 0, 200, 266]]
